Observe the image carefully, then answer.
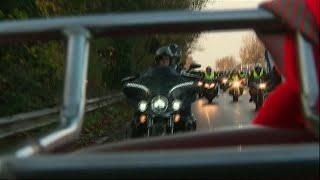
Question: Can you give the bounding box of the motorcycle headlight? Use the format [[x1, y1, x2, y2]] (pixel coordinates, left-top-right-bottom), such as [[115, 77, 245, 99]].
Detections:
[[172, 99, 182, 111], [222, 79, 228, 83], [204, 83, 210, 88], [151, 96, 168, 114], [138, 100, 148, 112], [259, 83, 267, 89], [233, 81, 240, 87], [197, 81, 203, 86], [209, 83, 215, 88]]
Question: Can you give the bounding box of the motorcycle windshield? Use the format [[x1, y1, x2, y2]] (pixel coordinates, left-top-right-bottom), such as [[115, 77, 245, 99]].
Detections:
[[136, 66, 185, 97], [123, 66, 196, 111]]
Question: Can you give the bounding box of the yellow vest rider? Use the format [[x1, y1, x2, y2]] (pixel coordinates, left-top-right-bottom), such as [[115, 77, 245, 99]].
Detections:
[[231, 74, 240, 81], [204, 66, 215, 81], [239, 71, 246, 79], [253, 68, 265, 79]]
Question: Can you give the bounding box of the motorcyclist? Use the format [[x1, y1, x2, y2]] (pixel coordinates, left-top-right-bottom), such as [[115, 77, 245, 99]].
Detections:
[[203, 66, 215, 81], [229, 70, 240, 82], [265, 50, 282, 92], [229, 70, 243, 87], [125, 46, 197, 136], [122, 46, 174, 84], [134, 46, 177, 80], [269, 66, 282, 91], [155, 46, 172, 67], [248, 63, 268, 102], [239, 70, 246, 79]]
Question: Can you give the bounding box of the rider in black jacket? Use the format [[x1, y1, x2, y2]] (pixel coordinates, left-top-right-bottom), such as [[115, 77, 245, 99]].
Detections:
[[248, 63, 269, 102]]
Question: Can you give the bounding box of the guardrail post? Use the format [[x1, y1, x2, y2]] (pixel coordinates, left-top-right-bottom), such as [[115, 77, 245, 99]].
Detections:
[[16, 27, 91, 157]]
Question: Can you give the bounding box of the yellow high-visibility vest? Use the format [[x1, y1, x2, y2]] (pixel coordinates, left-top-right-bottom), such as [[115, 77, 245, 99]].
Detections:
[[231, 75, 240, 81], [253, 69, 264, 79], [204, 72, 215, 80]]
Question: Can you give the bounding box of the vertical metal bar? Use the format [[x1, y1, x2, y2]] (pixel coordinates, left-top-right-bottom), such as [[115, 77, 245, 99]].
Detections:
[[16, 27, 91, 157], [296, 32, 319, 137], [60, 27, 91, 128]]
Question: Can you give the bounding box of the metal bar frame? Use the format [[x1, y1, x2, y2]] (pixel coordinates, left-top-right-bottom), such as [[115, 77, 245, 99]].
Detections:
[[0, 9, 285, 43], [0, 9, 316, 157], [296, 33, 319, 137], [16, 28, 90, 157]]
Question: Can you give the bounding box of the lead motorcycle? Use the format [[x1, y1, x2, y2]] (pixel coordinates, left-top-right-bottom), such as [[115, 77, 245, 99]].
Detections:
[[122, 66, 197, 138]]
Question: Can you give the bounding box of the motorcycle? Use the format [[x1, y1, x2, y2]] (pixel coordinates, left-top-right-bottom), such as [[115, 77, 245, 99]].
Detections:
[[219, 77, 229, 92], [228, 79, 244, 102], [252, 79, 268, 110], [123, 66, 197, 138], [198, 79, 219, 103], [197, 80, 204, 98]]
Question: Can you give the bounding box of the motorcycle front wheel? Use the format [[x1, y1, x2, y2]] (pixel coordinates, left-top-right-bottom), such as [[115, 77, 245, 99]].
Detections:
[[255, 93, 263, 111], [233, 94, 239, 102]]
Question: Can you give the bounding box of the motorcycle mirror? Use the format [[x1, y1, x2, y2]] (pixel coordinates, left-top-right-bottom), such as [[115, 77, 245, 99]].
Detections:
[[189, 63, 201, 70]]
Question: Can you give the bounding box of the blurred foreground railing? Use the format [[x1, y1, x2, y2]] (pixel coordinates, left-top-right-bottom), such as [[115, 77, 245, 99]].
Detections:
[[0, 92, 124, 139]]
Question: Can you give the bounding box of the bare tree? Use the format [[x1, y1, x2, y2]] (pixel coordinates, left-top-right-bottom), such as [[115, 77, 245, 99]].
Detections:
[[215, 55, 237, 71], [239, 33, 265, 65]]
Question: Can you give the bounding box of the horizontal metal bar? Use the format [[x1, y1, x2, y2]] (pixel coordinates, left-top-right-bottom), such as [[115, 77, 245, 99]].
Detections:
[[0, 93, 124, 139], [3, 143, 318, 179], [0, 9, 286, 43]]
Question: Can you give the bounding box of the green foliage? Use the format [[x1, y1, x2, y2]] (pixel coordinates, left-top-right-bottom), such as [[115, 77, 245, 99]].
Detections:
[[0, 0, 208, 116], [78, 101, 134, 147]]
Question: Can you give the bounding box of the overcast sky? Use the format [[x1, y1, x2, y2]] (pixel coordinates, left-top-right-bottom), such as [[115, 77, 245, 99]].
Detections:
[[191, 0, 266, 70]]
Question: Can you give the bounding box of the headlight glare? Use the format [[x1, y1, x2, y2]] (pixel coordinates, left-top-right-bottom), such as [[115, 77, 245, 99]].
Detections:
[[259, 83, 267, 89], [172, 99, 182, 111], [233, 81, 240, 87], [138, 100, 148, 112], [151, 96, 168, 113]]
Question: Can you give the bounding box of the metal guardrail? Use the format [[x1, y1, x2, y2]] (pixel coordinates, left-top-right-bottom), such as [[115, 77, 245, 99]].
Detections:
[[0, 9, 284, 43], [0, 92, 124, 139]]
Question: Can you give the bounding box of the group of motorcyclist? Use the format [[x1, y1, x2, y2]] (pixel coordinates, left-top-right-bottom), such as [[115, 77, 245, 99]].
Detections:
[[122, 43, 282, 138], [198, 63, 277, 108]]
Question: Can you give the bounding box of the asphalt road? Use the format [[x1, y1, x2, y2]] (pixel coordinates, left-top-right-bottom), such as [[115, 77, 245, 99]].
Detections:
[[192, 88, 256, 131]]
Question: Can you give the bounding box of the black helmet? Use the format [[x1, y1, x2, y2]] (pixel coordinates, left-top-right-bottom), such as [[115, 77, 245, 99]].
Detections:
[[168, 43, 182, 65], [206, 66, 212, 73], [155, 46, 172, 64]]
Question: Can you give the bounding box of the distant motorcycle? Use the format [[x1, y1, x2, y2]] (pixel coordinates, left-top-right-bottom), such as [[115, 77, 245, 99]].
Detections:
[[219, 77, 229, 92], [123, 67, 197, 138], [198, 79, 219, 103], [228, 79, 244, 102], [252, 79, 268, 110]]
